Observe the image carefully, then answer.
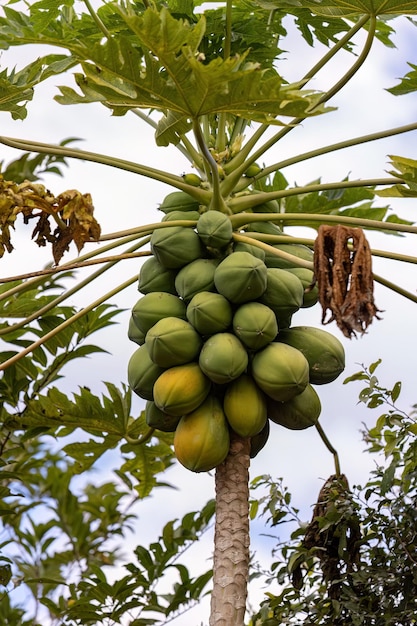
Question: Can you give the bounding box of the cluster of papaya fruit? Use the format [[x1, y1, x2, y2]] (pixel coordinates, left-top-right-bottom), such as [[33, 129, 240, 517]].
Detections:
[[127, 190, 345, 472]]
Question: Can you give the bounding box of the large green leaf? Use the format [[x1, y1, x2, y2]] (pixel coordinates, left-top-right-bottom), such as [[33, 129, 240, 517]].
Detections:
[[376, 155, 417, 198], [270, 0, 417, 16], [56, 6, 329, 126], [388, 62, 417, 96], [0, 56, 74, 119]]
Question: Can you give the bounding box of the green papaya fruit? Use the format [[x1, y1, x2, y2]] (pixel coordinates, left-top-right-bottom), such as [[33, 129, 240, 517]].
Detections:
[[128, 315, 145, 346], [158, 190, 200, 214], [259, 268, 304, 325], [214, 251, 268, 304], [197, 211, 233, 249], [233, 241, 265, 261], [286, 268, 318, 308], [145, 400, 182, 432], [251, 342, 309, 402], [199, 332, 248, 384], [138, 256, 178, 295], [162, 210, 201, 222], [223, 374, 267, 437], [276, 326, 345, 385], [232, 302, 278, 350], [244, 163, 262, 178], [264, 242, 314, 270], [174, 258, 219, 302], [153, 362, 211, 416], [182, 173, 202, 187], [186, 291, 233, 336], [244, 221, 282, 236], [145, 316, 202, 368], [131, 292, 186, 336], [150, 226, 204, 269], [250, 419, 270, 458], [174, 395, 230, 473], [128, 345, 165, 401], [267, 384, 321, 430]]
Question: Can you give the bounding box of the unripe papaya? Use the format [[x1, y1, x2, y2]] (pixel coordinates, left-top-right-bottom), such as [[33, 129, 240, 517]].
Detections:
[[286, 268, 318, 308], [267, 384, 321, 430], [174, 396, 230, 473], [233, 302, 278, 350], [128, 315, 145, 346], [186, 291, 233, 336], [150, 226, 204, 269], [145, 400, 181, 432], [128, 345, 165, 401], [264, 242, 314, 270], [131, 292, 186, 336], [277, 326, 345, 385], [174, 258, 219, 302], [244, 163, 262, 177], [214, 251, 267, 304], [162, 210, 201, 222], [182, 173, 202, 187], [250, 419, 270, 458], [153, 362, 211, 416], [197, 211, 233, 249], [223, 374, 267, 437], [199, 332, 248, 384], [244, 221, 282, 236], [260, 268, 304, 326], [233, 241, 265, 261], [138, 256, 178, 295], [159, 190, 200, 214], [251, 342, 309, 402], [145, 316, 202, 368]]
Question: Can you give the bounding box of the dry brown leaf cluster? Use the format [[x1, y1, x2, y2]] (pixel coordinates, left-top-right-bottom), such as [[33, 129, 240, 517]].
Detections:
[[314, 224, 381, 338], [0, 177, 101, 264], [293, 473, 361, 598]]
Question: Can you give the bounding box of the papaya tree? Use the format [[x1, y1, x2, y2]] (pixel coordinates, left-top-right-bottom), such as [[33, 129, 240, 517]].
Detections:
[[0, 0, 417, 624]]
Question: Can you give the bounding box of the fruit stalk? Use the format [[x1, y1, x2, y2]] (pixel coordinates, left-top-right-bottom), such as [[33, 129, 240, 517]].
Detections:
[[210, 432, 251, 626]]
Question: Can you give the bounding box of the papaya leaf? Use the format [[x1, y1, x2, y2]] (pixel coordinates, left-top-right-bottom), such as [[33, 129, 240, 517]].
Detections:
[[17, 385, 132, 438], [388, 62, 417, 96], [120, 433, 176, 498], [274, 0, 417, 16], [376, 155, 417, 198], [0, 56, 75, 120], [55, 6, 330, 126], [63, 436, 121, 472]]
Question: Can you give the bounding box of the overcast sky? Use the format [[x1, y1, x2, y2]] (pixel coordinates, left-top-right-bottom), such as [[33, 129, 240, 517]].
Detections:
[[1, 8, 417, 624]]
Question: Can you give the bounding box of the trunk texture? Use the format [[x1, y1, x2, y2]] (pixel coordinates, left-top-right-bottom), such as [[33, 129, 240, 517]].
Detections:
[[209, 433, 251, 626]]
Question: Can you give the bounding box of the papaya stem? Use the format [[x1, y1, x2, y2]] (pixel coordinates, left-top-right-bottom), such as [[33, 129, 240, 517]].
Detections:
[[125, 427, 155, 445], [315, 421, 341, 477], [259, 121, 417, 179], [0, 250, 150, 286], [222, 15, 371, 186], [193, 120, 230, 214], [0, 135, 211, 203], [373, 273, 417, 303], [0, 275, 138, 372], [82, 0, 111, 38], [210, 432, 251, 626], [232, 233, 313, 269]]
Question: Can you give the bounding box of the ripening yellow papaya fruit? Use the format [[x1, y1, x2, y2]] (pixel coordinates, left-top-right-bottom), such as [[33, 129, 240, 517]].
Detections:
[[223, 374, 267, 437], [153, 362, 211, 416], [174, 396, 230, 472]]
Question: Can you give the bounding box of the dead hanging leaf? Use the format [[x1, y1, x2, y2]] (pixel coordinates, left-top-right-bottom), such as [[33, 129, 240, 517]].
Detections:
[[293, 473, 361, 597], [0, 176, 101, 264], [313, 224, 381, 338], [52, 190, 101, 264]]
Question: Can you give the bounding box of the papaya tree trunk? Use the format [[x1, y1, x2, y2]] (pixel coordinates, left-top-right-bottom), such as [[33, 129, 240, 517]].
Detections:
[[209, 432, 251, 626]]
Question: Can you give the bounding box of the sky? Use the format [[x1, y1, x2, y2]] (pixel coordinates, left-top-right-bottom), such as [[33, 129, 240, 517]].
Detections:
[[1, 6, 417, 624]]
